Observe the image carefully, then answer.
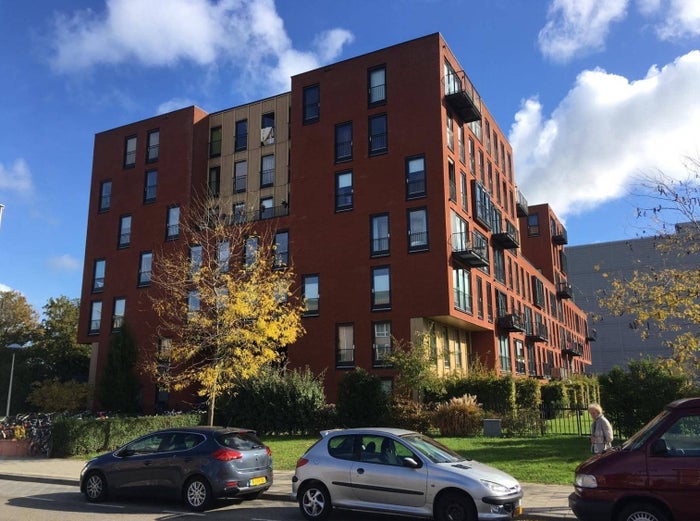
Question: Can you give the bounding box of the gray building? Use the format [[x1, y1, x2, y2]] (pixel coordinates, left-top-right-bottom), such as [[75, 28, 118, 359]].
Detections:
[[567, 224, 698, 375]]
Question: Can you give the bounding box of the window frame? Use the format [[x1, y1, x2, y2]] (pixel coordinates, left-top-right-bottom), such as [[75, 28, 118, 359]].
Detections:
[[303, 85, 320, 123], [118, 214, 132, 248], [370, 213, 390, 257], [336, 323, 355, 368], [335, 122, 353, 163], [89, 301, 102, 335], [368, 113, 388, 156], [99, 180, 112, 212], [371, 266, 391, 311], [144, 169, 157, 203], [406, 155, 426, 200], [303, 274, 320, 316], [123, 135, 137, 168], [112, 297, 126, 332], [166, 205, 180, 241], [208, 166, 221, 197], [408, 207, 429, 252], [209, 126, 222, 157], [335, 170, 353, 212], [92, 259, 106, 293], [146, 129, 159, 163], [234, 119, 248, 151], [368, 65, 387, 106], [138, 251, 152, 287]]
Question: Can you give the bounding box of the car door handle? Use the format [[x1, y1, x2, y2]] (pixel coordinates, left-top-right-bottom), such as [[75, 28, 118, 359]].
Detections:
[[143, 461, 152, 466], [356, 468, 365, 475]]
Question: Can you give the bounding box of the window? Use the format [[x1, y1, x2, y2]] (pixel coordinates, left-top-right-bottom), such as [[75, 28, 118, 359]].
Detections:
[[218, 241, 230, 273], [373, 321, 391, 367], [118, 215, 131, 248], [370, 214, 390, 256], [515, 340, 526, 374], [453, 267, 471, 313], [460, 172, 468, 211], [406, 155, 426, 199], [408, 207, 428, 251], [124, 136, 136, 168], [336, 324, 354, 367], [532, 277, 546, 307], [235, 119, 247, 151], [144, 170, 157, 203], [468, 138, 475, 174], [188, 290, 200, 312], [209, 126, 222, 157], [335, 171, 353, 211], [138, 252, 152, 286], [303, 275, 319, 315], [369, 114, 387, 155], [368, 66, 386, 105], [494, 249, 505, 283], [99, 181, 111, 212], [245, 236, 258, 266], [443, 327, 450, 369], [499, 335, 511, 372], [261, 112, 275, 145], [455, 331, 463, 368], [233, 202, 246, 223], [260, 197, 273, 219], [234, 160, 247, 193], [528, 213, 540, 236], [303, 85, 320, 123], [208, 167, 220, 197], [458, 125, 465, 163], [112, 297, 125, 331], [446, 112, 454, 151], [166, 206, 179, 240], [448, 160, 456, 201], [92, 259, 106, 292], [261, 154, 274, 188], [89, 301, 102, 334], [190, 245, 202, 274], [335, 122, 352, 162], [146, 129, 159, 162], [274, 230, 288, 268], [485, 120, 492, 154], [474, 182, 493, 229], [372, 266, 391, 310]]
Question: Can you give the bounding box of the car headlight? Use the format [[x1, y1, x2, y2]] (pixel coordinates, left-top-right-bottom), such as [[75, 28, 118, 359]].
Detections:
[[480, 479, 510, 494], [575, 474, 597, 488]]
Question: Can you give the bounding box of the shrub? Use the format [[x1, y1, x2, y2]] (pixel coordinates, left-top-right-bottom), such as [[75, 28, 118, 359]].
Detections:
[[444, 374, 516, 414], [336, 368, 389, 427], [432, 394, 484, 436], [389, 398, 434, 433], [500, 407, 543, 437], [27, 379, 93, 412]]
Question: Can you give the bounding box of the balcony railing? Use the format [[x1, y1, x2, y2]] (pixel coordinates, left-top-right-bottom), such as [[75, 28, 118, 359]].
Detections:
[[492, 220, 520, 249], [586, 328, 598, 342], [526, 322, 548, 342], [497, 313, 526, 333], [450, 232, 488, 268], [516, 189, 528, 217], [556, 282, 573, 299], [228, 203, 289, 225], [562, 342, 583, 357], [444, 70, 482, 123], [336, 348, 354, 367], [552, 226, 568, 245]]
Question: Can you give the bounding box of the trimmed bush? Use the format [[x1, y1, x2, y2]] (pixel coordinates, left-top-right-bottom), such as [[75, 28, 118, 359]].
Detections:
[[336, 368, 389, 427]]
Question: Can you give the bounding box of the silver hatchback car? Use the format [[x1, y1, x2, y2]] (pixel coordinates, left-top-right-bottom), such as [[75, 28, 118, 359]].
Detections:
[[292, 427, 522, 521]]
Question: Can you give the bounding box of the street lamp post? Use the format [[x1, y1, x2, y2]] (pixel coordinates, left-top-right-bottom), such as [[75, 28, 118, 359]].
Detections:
[[5, 343, 21, 417]]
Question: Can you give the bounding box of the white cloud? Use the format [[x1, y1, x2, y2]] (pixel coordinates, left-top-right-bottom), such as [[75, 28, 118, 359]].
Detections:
[[0, 283, 11, 292], [538, 0, 629, 62], [50, 0, 353, 92], [47, 254, 81, 272], [654, 0, 700, 39], [509, 50, 700, 218], [0, 159, 34, 195]]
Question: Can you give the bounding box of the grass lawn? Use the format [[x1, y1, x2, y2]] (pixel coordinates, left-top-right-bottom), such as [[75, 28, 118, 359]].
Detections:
[[266, 434, 592, 486]]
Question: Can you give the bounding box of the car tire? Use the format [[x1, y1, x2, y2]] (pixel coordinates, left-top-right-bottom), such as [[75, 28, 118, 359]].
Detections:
[[435, 491, 477, 521], [298, 481, 332, 521], [617, 503, 669, 521], [83, 471, 108, 503], [183, 476, 211, 511]]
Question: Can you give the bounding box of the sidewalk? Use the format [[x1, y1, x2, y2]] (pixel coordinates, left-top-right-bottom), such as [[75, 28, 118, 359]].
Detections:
[[0, 457, 575, 520]]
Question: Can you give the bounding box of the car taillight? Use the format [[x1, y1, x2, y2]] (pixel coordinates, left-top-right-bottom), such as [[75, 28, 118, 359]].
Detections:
[[266, 446, 272, 456], [212, 448, 243, 461], [296, 457, 309, 468]]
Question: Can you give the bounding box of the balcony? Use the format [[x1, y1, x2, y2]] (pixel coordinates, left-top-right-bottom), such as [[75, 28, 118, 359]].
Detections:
[[586, 328, 598, 342], [516, 189, 529, 217], [556, 282, 573, 299], [562, 342, 583, 357], [552, 226, 568, 245], [492, 220, 520, 249], [497, 313, 526, 333], [444, 70, 482, 123], [228, 203, 289, 224], [526, 322, 548, 342], [451, 233, 488, 268]]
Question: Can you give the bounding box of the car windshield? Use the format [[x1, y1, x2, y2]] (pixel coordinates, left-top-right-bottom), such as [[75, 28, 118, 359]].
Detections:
[[622, 410, 671, 450], [401, 433, 465, 463], [218, 431, 265, 450]]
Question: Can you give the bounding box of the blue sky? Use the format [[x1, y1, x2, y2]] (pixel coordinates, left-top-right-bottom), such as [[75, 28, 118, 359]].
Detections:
[[1, 0, 699, 314]]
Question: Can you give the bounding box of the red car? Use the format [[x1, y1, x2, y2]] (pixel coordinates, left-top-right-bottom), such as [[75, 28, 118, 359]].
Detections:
[[569, 397, 700, 521]]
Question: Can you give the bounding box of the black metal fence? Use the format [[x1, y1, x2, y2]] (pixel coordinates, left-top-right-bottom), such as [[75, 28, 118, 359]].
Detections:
[[540, 405, 591, 436]]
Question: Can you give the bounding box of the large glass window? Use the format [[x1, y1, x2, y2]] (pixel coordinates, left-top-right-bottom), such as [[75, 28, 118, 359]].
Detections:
[[373, 321, 391, 367], [336, 323, 354, 367], [406, 155, 426, 199], [92, 259, 105, 292], [528, 213, 540, 236], [124, 136, 136, 168], [118, 215, 131, 248], [234, 160, 247, 192], [89, 301, 102, 334], [408, 207, 428, 251], [453, 267, 471, 313], [261, 154, 274, 188], [369, 114, 387, 155], [147, 129, 159, 163], [303, 85, 320, 123], [144, 170, 157, 203], [112, 297, 125, 331], [260, 197, 273, 219], [370, 213, 390, 256], [499, 335, 511, 372], [190, 245, 202, 274], [335, 171, 353, 211], [274, 230, 288, 268], [368, 66, 386, 105], [208, 167, 220, 197], [446, 113, 454, 151], [335, 122, 353, 162], [209, 126, 222, 157], [99, 180, 112, 212], [166, 205, 179, 240], [303, 274, 319, 315], [261, 112, 275, 145], [372, 266, 391, 310], [138, 252, 152, 286], [448, 160, 456, 201], [218, 241, 230, 273], [188, 290, 200, 312], [494, 249, 506, 283], [235, 119, 247, 151], [245, 236, 259, 267]]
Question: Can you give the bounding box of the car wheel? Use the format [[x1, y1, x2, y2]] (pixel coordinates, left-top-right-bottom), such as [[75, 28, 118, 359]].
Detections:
[[183, 476, 211, 511], [617, 503, 669, 521], [435, 491, 477, 521], [298, 481, 332, 521], [83, 471, 108, 502]]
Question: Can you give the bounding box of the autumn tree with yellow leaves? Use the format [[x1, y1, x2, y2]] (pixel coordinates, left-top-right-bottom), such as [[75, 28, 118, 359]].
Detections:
[[145, 197, 305, 425], [601, 158, 700, 377]]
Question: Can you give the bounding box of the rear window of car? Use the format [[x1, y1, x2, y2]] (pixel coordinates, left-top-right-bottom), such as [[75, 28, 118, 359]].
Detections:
[[327, 434, 356, 461], [218, 431, 265, 451]]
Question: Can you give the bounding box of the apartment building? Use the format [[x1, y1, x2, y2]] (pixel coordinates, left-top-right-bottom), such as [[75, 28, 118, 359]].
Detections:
[[78, 33, 593, 411]]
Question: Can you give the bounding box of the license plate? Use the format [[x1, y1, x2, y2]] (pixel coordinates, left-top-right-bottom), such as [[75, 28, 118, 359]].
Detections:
[[514, 505, 523, 516], [249, 476, 267, 487]]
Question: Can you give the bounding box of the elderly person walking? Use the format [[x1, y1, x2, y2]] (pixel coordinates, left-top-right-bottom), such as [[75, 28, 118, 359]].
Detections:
[[588, 403, 613, 454]]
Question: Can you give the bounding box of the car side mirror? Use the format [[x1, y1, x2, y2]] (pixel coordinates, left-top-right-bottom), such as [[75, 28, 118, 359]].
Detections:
[[650, 439, 669, 456], [117, 448, 135, 458], [402, 457, 421, 468]]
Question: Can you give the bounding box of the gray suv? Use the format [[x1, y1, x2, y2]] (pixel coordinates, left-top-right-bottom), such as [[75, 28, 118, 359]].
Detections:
[[292, 427, 522, 521]]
